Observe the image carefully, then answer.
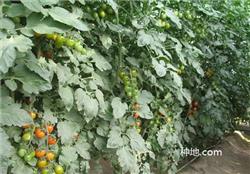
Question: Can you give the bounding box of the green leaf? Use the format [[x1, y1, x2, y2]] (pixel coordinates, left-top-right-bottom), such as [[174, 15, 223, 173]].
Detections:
[[106, 0, 118, 13], [59, 146, 78, 165], [0, 128, 14, 158], [170, 71, 182, 87], [152, 58, 166, 77], [165, 8, 182, 29], [0, 18, 15, 30], [100, 35, 112, 49], [138, 104, 153, 119], [127, 128, 147, 152], [75, 139, 91, 160], [20, 0, 45, 13], [157, 128, 167, 148], [49, 7, 89, 31], [0, 35, 33, 73], [57, 121, 81, 145], [91, 51, 112, 71], [75, 89, 99, 119], [4, 79, 17, 91], [111, 97, 128, 119], [13, 65, 52, 94], [6, 4, 31, 17], [0, 96, 33, 127], [11, 156, 33, 174], [26, 13, 70, 34], [58, 85, 74, 111], [116, 146, 139, 173], [107, 126, 124, 148], [95, 89, 106, 113], [138, 90, 154, 104], [56, 64, 73, 85], [94, 136, 106, 150], [24, 52, 52, 82]]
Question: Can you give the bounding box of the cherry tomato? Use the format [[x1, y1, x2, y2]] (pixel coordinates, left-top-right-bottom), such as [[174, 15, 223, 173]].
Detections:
[[192, 100, 199, 107], [18, 148, 27, 157], [41, 169, 49, 174], [35, 149, 46, 158], [161, 13, 167, 20], [101, 4, 107, 10], [35, 128, 45, 139], [54, 165, 64, 174], [48, 136, 57, 145], [37, 160, 48, 169], [24, 154, 33, 162], [136, 121, 141, 127], [119, 71, 126, 79], [74, 43, 86, 54], [93, 12, 99, 19], [107, 8, 114, 14], [22, 132, 31, 142], [99, 10, 106, 18], [192, 107, 198, 112], [56, 35, 66, 46], [85, 6, 91, 13], [65, 39, 75, 48], [136, 128, 141, 133], [133, 112, 140, 119], [46, 152, 55, 161], [46, 33, 57, 40], [46, 125, 54, 134], [165, 22, 171, 29], [131, 69, 138, 77], [132, 103, 140, 110], [28, 111, 37, 119]]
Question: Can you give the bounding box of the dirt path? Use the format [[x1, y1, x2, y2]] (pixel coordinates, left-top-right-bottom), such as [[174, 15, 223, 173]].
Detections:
[[179, 131, 250, 174]]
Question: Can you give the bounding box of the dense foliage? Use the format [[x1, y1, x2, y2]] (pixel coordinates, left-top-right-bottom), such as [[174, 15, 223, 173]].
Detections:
[[0, 0, 249, 174]]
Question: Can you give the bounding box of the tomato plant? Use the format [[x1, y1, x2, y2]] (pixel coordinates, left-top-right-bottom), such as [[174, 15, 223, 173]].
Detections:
[[0, 0, 249, 174]]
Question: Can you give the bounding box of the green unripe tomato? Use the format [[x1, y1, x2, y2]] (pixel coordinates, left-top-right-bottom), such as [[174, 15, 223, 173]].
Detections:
[[54, 165, 64, 174], [174, 11, 179, 16], [41, 169, 49, 174], [30, 151, 35, 157], [160, 13, 167, 20], [13, 17, 20, 23], [74, 43, 86, 54], [101, 4, 107, 10], [56, 35, 66, 44], [178, 12, 183, 18], [119, 71, 126, 79], [165, 22, 171, 29], [107, 8, 114, 14], [131, 69, 138, 77], [65, 39, 75, 48], [22, 132, 31, 142], [99, 10, 106, 18], [93, 12, 99, 19], [85, 6, 91, 13], [24, 154, 33, 162], [18, 148, 27, 157]]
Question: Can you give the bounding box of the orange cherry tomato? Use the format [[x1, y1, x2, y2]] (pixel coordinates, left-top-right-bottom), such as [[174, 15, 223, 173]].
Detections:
[[133, 112, 140, 119], [35, 149, 46, 158], [35, 128, 46, 139], [46, 152, 55, 161], [48, 136, 57, 145], [46, 125, 54, 134]]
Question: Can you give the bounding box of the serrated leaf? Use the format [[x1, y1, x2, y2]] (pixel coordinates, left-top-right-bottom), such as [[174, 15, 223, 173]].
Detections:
[[95, 89, 106, 112], [49, 7, 89, 31], [138, 90, 154, 104], [4, 79, 17, 91], [58, 85, 74, 111], [56, 64, 73, 85], [75, 139, 91, 160], [91, 52, 112, 71], [11, 156, 33, 174], [157, 128, 167, 148], [59, 146, 78, 165], [26, 13, 70, 34], [165, 8, 182, 29], [94, 136, 106, 150], [138, 104, 153, 119], [0, 128, 14, 158], [57, 121, 81, 145], [170, 71, 182, 87], [152, 59, 166, 77], [100, 35, 112, 49], [20, 0, 44, 13], [75, 89, 99, 119], [127, 128, 147, 152], [116, 146, 138, 173], [107, 126, 124, 148], [0, 96, 33, 127], [111, 97, 128, 119]]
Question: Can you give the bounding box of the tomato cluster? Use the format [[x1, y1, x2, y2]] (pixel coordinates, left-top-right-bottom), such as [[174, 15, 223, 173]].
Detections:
[[84, 3, 114, 20], [131, 102, 142, 133], [18, 111, 64, 174], [187, 100, 199, 116], [119, 69, 139, 100]]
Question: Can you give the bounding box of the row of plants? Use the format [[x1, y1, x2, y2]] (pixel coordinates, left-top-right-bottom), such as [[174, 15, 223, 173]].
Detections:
[[0, 0, 249, 174]]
